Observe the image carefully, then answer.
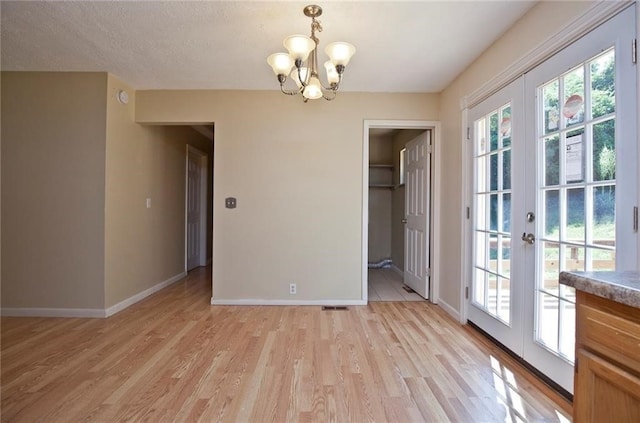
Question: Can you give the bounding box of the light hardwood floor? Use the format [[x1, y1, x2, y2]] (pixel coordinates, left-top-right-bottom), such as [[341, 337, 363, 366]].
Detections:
[[1, 267, 571, 422]]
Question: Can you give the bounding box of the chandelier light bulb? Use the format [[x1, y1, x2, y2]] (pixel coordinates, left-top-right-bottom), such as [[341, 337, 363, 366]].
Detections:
[[267, 53, 294, 77], [283, 35, 315, 61], [325, 42, 356, 67], [303, 76, 323, 100], [324, 61, 340, 85]]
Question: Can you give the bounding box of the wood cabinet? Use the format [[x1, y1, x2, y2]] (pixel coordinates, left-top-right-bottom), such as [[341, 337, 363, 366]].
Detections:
[[574, 291, 640, 422]]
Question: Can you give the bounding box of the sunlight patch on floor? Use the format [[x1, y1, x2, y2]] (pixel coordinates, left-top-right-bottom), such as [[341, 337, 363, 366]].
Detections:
[[489, 354, 571, 422]]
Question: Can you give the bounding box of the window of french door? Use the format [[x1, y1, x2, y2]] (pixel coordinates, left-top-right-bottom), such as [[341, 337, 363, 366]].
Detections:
[[473, 105, 512, 325], [535, 49, 617, 362]]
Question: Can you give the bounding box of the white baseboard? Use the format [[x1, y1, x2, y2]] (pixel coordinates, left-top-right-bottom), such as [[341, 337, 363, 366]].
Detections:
[[211, 298, 367, 306], [1, 272, 188, 319], [436, 299, 461, 322], [105, 271, 186, 317], [1, 307, 105, 318], [391, 265, 403, 277]]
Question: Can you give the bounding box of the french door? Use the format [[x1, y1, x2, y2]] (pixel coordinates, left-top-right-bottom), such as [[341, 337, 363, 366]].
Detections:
[[468, 78, 525, 355], [521, 6, 636, 393], [469, 6, 637, 393]]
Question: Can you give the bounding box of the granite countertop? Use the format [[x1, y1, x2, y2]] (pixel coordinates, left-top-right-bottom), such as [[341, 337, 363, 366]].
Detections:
[[560, 271, 640, 308]]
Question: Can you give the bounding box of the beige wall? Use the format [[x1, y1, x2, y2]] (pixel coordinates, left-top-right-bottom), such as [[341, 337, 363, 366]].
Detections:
[[438, 1, 598, 313], [0, 1, 596, 311], [1, 72, 107, 309], [105, 75, 212, 308], [206, 130, 214, 263], [368, 135, 394, 165], [368, 135, 393, 263], [390, 130, 426, 271], [1, 72, 213, 312], [137, 91, 439, 301]]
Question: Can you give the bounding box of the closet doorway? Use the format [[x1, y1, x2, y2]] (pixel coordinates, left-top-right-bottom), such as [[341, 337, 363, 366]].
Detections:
[[363, 120, 441, 303]]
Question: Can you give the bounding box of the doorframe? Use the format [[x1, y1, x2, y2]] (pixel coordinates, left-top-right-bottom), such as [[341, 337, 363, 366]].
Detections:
[[185, 145, 208, 272], [459, 0, 634, 325], [362, 120, 442, 304]]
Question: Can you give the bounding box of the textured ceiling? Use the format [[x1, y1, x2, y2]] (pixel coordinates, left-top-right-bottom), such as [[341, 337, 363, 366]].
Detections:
[[1, 1, 536, 92]]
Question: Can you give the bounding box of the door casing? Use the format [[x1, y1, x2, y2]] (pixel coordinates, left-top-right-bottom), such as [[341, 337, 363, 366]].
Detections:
[[362, 120, 442, 306]]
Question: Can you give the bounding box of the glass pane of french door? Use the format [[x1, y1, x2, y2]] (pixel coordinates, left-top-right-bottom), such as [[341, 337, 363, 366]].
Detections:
[[473, 104, 512, 323], [522, 5, 636, 394]]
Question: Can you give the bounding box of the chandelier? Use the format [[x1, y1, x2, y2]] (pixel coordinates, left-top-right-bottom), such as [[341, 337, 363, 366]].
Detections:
[[267, 4, 355, 102]]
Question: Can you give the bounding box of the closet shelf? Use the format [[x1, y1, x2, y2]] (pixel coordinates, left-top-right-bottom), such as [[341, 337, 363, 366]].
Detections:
[[369, 163, 394, 168]]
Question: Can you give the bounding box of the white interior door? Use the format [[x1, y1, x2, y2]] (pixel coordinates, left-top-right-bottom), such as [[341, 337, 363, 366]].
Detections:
[[404, 131, 431, 299], [521, 6, 636, 393], [186, 146, 206, 271]]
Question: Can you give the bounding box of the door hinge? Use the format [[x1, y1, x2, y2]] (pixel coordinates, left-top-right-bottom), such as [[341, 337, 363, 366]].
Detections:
[[466, 207, 470, 219], [633, 39, 637, 64], [633, 206, 638, 232], [465, 286, 469, 300], [426, 268, 431, 277], [466, 127, 471, 140], [427, 144, 433, 154]]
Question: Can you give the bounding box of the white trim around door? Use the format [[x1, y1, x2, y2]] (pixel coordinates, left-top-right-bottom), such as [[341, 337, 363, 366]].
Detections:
[[362, 120, 442, 311]]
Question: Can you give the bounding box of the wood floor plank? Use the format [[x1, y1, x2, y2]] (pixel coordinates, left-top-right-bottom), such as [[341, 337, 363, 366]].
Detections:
[[1, 267, 572, 422]]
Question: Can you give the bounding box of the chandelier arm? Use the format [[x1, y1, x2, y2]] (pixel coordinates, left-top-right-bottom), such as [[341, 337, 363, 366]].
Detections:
[[323, 71, 345, 99], [296, 66, 308, 87], [332, 73, 343, 91], [322, 90, 337, 101], [317, 73, 342, 92], [280, 83, 302, 96], [316, 82, 337, 92]]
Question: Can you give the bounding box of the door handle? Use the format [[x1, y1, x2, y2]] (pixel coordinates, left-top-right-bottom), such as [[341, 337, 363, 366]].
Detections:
[[401, 219, 407, 224], [521, 232, 535, 245]]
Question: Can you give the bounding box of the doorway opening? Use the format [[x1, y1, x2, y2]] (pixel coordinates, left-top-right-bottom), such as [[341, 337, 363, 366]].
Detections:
[[185, 124, 214, 274], [362, 120, 441, 304]]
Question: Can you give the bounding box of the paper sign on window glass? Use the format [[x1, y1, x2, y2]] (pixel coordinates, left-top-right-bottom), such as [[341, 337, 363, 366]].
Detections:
[[565, 134, 583, 182]]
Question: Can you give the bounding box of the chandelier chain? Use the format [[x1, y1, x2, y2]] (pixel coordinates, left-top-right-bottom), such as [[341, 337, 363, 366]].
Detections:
[[311, 18, 322, 42]]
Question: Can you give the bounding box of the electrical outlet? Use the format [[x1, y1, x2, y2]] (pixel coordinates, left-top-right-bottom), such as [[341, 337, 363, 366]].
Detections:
[[289, 283, 297, 295]]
